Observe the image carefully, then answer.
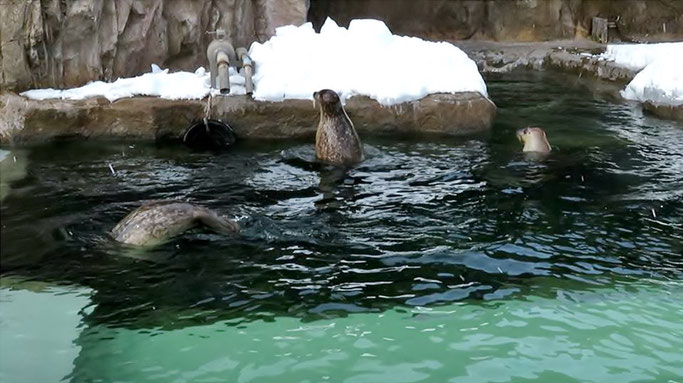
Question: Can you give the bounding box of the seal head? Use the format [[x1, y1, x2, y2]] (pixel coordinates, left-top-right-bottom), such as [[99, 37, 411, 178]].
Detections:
[[314, 89, 364, 166], [516, 127, 551, 153], [111, 200, 239, 246]]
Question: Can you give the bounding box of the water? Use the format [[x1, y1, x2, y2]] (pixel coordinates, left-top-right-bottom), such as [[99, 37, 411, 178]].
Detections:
[[1, 70, 682, 382]]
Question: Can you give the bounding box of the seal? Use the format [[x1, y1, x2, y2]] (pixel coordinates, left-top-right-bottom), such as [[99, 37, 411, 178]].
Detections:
[[516, 127, 552, 153], [111, 200, 239, 246], [314, 89, 364, 166]]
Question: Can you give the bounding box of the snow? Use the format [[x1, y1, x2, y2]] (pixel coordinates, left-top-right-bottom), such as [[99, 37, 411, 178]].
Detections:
[[250, 18, 487, 104], [599, 42, 683, 71], [21, 65, 246, 102], [621, 58, 683, 106], [20, 18, 487, 106], [599, 42, 683, 106]]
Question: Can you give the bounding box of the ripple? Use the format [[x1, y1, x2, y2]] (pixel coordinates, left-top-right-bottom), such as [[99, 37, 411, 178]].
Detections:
[[3, 70, 683, 383]]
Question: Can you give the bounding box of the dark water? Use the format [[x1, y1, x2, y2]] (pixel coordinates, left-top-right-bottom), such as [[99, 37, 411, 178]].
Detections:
[[1, 70, 682, 382]]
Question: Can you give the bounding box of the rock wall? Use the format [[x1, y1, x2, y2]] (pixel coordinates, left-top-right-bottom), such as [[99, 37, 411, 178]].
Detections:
[[309, 0, 683, 42], [3, 0, 681, 92], [0, 91, 495, 144], [0, 0, 308, 92]]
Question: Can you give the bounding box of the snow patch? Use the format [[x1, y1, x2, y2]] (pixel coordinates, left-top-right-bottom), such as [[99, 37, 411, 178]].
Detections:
[[621, 58, 683, 106], [600, 42, 683, 106], [250, 18, 487, 105], [21, 18, 487, 106], [599, 42, 683, 71], [21, 66, 246, 102]]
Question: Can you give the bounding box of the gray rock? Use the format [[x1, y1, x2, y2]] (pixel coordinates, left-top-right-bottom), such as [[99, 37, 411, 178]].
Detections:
[[0, 0, 308, 92], [0, 92, 495, 144], [459, 40, 636, 83], [4, 0, 681, 92], [309, 0, 683, 42]]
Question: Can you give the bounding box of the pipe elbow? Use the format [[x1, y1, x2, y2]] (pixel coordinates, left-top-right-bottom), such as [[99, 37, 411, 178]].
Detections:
[[216, 51, 230, 66]]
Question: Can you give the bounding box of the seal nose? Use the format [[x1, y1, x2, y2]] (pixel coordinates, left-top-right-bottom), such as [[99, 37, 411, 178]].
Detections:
[[516, 128, 525, 142]]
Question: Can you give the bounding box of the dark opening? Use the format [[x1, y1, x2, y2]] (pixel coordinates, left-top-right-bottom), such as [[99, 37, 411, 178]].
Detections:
[[183, 119, 236, 150], [307, 0, 437, 37]]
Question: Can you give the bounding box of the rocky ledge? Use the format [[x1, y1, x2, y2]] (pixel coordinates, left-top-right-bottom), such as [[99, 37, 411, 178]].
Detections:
[[0, 92, 496, 145], [642, 102, 683, 121], [459, 40, 636, 83], [460, 40, 683, 121]]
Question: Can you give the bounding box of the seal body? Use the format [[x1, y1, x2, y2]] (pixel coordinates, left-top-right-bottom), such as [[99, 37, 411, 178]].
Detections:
[[314, 89, 364, 166], [516, 127, 552, 153], [111, 200, 239, 246]]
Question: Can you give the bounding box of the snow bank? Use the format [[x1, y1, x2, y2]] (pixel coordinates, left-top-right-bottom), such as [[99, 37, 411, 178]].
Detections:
[[621, 58, 683, 106], [599, 42, 683, 71], [249, 18, 487, 104], [20, 18, 486, 105], [21, 65, 246, 102], [599, 42, 683, 106]]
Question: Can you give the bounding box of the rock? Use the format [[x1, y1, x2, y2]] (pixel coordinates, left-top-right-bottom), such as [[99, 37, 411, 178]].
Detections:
[[545, 50, 636, 82], [344, 93, 496, 137], [483, 0, 577, 41], [642, 102, 683, 121], [308, 0, 486, 40], [255, 0, 310, 42], [577, 0, 683, 42], [309, 0, 683, 42], [459, 40, 636, 83], [3, 1, 682, 92], [0, 92, 496, 144], [0, 0, 308, 92]]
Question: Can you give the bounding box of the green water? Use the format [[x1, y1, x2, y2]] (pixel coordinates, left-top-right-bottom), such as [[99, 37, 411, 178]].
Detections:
[[1, 70, 682, 382], [2, 278, 682, 382]]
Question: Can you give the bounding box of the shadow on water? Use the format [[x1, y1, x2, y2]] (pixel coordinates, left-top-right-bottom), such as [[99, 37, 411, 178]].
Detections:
[[1, 70, 683, 331]]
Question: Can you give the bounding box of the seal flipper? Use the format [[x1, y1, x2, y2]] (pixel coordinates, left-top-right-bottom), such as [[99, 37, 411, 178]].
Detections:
[[194, 210, 240, 235]]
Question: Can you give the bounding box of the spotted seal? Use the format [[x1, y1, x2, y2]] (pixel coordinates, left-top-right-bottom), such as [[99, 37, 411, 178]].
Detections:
[[112, 200, 239, 246], [314, 89, 364, 166], [517, 127, 552, 153]]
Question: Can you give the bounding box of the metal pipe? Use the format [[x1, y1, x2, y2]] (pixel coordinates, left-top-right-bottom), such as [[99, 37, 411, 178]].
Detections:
[[243, 64, 253, 95], [236, 47, 253, 95], [217, 51, 230, 94], [207, 36, 235, 92]]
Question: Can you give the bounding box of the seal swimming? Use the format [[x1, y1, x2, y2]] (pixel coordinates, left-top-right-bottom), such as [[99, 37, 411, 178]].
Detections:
[[516, 127, 552, 153], [314, 89, 364, 166], [111, 200, 239, 246]]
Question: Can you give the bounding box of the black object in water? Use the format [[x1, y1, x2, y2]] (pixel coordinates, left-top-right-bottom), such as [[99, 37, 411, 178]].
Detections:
[[183, 119, 236, 150]]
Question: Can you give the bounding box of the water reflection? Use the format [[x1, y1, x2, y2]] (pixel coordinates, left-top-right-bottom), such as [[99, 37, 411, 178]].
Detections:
[[63, 280, 683, 383], [0, 278, 92, 383]]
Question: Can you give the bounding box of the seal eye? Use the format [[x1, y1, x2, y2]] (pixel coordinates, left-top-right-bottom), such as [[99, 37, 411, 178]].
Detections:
[[524, 128, 530, 134]]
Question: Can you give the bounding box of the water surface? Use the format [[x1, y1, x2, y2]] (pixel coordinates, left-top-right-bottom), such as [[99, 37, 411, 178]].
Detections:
[[1, 70, 682, 382]]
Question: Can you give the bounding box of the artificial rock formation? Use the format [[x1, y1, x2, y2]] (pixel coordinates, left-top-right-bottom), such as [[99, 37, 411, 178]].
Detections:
[[3, 0, 682, 93], [0, 92, 496, 144], [0, 0, 308, 91], [309, 0, 683, 42]]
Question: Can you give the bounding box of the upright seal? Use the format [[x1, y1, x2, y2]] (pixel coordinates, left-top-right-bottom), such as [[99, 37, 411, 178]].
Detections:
[[111, 200, 239, 246], [314, 89, 364, 166], [517, 127, 552, 153]]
